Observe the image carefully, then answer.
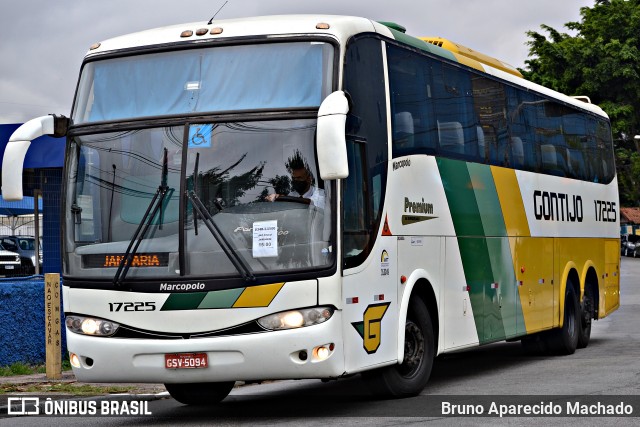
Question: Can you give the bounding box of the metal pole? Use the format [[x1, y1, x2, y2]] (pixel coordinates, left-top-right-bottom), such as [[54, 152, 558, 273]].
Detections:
[[34, 189, 41, 275]]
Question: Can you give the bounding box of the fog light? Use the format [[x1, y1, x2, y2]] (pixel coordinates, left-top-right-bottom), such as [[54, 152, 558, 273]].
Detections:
[[313, 344, 333, 361], [69, 353, 81, 368]]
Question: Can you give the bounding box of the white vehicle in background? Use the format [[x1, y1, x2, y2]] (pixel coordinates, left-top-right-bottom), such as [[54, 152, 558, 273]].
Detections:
[[0, 236, 42, 275], [621, 234, 640, 257], [0, 245, 22, 277]]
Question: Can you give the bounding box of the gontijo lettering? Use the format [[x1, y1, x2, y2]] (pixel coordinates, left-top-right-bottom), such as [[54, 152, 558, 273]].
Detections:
[[533, 190, 583, 222]]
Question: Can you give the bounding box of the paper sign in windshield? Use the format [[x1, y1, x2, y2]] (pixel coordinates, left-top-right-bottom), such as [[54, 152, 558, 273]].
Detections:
[[253, 220, 278, 257]]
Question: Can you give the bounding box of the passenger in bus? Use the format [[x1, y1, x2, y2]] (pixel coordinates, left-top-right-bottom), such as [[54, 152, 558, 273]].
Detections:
[[265, 150, 325, 209]]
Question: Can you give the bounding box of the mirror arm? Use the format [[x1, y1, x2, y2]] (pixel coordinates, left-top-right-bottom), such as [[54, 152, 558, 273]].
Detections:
[[52, 114, 70, 138], [1, 114, 68, 201]]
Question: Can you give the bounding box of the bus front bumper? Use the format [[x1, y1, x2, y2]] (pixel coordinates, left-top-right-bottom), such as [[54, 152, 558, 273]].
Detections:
[[66, 314, 345, 384]]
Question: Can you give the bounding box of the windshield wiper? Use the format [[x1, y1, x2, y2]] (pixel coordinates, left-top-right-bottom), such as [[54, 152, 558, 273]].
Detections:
[[193, 153, 200, 235], [113, 148, 171, 287], [187, 190, 255, 282]]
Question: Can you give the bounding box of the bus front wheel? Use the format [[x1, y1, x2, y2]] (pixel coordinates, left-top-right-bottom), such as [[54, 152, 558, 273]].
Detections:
[[165, 381, 235, 405], [362, 297, 434, 397]]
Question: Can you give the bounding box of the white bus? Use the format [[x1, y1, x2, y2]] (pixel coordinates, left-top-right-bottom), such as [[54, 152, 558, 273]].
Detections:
[[2, 15, 620, 403]]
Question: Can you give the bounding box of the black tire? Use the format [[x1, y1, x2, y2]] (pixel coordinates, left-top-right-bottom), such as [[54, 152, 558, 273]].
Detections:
[[164, 381, 235, 405], [577, 285, 594, 349], [363, 297, 434, 398], [546, 285, 580, 355]]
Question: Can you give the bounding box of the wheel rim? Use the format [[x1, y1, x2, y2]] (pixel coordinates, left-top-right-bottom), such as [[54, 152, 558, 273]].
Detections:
[[398, 320, 425, 378]]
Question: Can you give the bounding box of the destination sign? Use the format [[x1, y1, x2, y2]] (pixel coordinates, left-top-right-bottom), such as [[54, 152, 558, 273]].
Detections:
[[82, 253, 169, 268]]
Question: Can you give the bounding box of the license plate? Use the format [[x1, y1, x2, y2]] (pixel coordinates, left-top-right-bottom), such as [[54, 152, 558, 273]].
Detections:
[[4, 266, 14, 270], [165, 353, 208, 369]]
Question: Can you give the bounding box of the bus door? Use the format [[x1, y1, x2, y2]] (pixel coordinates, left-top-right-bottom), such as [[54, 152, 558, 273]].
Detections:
[[342, 238, 398, 372], [341, 141, 397, 372]]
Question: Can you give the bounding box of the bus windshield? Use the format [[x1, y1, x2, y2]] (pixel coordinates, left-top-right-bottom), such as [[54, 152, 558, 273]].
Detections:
[[64, 119, 333, 281], [72, 41, 334, 124]]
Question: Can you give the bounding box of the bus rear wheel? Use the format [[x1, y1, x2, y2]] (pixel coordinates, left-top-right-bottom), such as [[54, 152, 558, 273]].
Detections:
[[362, 297, 434, 397], [164, 381, 235, 405], [577, 285, 594, 349], [546, 285, 580, 355]]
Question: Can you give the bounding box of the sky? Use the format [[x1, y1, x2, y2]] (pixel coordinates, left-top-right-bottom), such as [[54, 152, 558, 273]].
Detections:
[[0, 0, 595, 124]]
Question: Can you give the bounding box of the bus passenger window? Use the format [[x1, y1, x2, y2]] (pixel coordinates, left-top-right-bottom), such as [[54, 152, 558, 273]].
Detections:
[[393, 112, 415, 149], [438, 121, 464, 155], [510, 137, 524, 168]]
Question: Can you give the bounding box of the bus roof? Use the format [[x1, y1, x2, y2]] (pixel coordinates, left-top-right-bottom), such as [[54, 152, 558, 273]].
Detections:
[[85, 14, 607, 118], [85, 15, 392, 56], [420, 36, 523, 78]]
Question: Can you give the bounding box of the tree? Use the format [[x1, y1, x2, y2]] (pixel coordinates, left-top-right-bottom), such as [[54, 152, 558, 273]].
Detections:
[[521, 0, 640, 205], [615, 147, 640, 206], [523, 0, 640, 138]]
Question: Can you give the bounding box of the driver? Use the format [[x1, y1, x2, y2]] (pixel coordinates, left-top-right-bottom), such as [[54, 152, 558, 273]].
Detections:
[[266, 150, 325, 209]]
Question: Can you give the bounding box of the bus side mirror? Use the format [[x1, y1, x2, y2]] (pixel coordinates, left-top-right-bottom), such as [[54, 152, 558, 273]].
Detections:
[[317, 91, 349, 180], [1, 114, 68, 201]]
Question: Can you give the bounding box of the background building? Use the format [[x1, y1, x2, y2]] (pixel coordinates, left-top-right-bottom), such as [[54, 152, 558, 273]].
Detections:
[[0, 123, 65, 274]]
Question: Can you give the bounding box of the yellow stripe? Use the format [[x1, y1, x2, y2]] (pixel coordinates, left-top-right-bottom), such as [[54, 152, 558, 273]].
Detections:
[[491, 167, 530, 237], [232, 282, 285, 308], [451, 52, 485, 73], [420, 37, 523, 78]]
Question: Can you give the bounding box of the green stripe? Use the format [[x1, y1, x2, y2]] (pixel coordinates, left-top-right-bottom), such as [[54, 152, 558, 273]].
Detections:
[[438, 159, 494, 341], [437, 159, 529, 342], [161, 292, 207, 311], [466, 163, 506, 237], [437, 158, 485, 236], [197, 288, 244, 309], [159, 283, 283, 311], [485, 237, 519, 338], [467, 163, 522, 338], [457, 236, 495, 342]]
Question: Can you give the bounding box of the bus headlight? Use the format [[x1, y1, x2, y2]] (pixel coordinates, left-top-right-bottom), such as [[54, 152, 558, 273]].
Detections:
[[257, 306, 334, 331], [65, 315, 119, 337]]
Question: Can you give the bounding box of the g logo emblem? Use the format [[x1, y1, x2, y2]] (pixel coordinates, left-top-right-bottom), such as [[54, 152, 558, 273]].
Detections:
[[352, 302, 390, 354]]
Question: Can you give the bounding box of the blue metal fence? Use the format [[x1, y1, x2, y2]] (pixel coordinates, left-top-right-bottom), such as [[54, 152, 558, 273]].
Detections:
[[0, 276, 66, 366]]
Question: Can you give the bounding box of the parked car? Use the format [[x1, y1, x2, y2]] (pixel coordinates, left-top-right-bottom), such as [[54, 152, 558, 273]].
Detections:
[[621, 234, 640, 257], [0, 236, 42, 275], [0, 246, 21, 277]]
